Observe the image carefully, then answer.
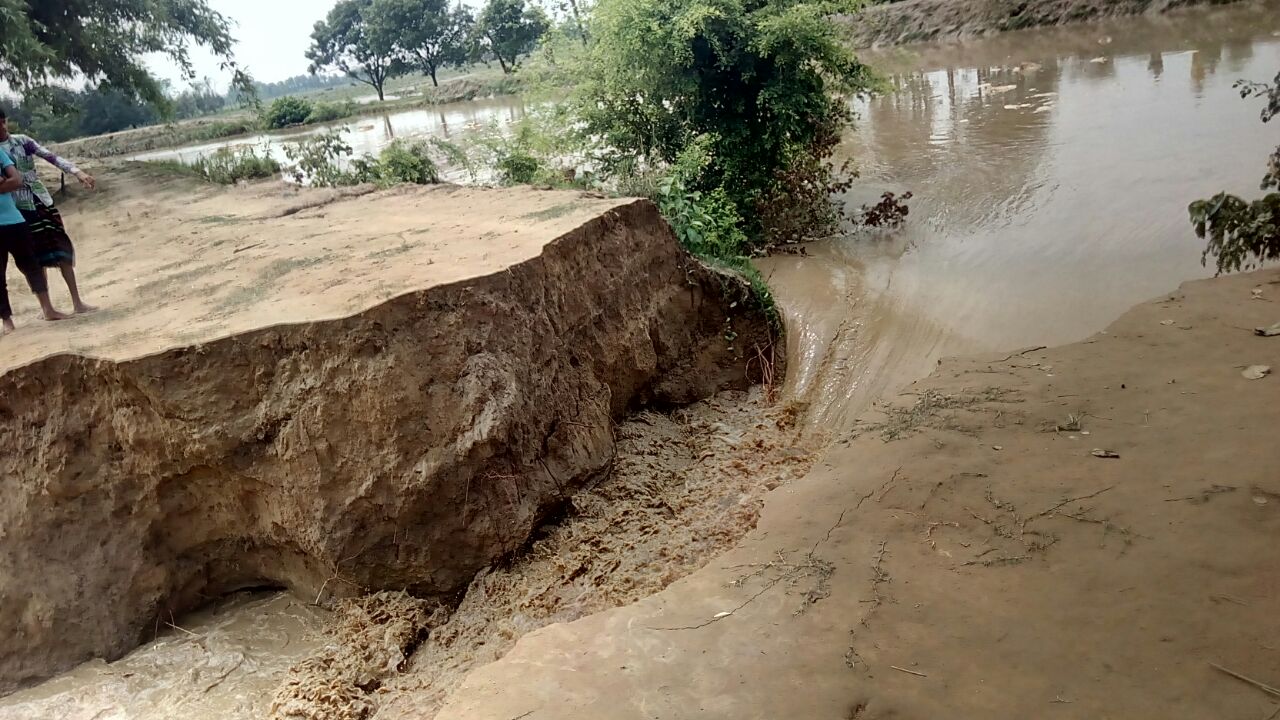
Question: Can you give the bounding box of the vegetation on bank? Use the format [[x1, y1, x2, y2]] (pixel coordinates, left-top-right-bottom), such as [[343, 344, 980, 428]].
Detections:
[[1191, 70, 1280, 274]]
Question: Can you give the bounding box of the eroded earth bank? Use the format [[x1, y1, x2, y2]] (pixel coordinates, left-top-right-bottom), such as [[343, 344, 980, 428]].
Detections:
[[0, 170, 800, 716]]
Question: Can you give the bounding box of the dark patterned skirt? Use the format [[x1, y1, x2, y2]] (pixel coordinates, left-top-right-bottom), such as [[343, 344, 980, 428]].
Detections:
[[20, 201, 75, 268]]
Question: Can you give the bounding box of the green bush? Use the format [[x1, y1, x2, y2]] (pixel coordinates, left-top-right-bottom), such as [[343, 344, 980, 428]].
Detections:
[[496, 151, 543, 184], [191, 145, 281, 184], [577, 0, 876, 251], [264, 96, 315, 129], [283, 130, 441, 188], [305, 100, 357, 125], [378, 140, 440, 184]]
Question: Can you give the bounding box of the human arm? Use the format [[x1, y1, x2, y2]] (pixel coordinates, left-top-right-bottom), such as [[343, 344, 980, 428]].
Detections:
[[26, 137, 94, 189], [0, 165, 24, 193]]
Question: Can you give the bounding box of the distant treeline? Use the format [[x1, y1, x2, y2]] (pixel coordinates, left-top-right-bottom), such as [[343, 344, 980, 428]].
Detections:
[[3, 73, 356, 143]]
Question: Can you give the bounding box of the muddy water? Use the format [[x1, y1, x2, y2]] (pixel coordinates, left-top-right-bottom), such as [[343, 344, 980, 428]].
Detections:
[[8, 3, 1280, 718], [763, 2, 1280, 432], [0, 593, 328, 719]]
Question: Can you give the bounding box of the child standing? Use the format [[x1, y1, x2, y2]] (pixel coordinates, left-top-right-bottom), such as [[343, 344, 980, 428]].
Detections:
[[0, 147, 67, 332]]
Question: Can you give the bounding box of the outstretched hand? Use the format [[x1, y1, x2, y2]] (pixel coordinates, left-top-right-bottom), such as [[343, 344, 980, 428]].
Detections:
[[75, 171, 96, 190]]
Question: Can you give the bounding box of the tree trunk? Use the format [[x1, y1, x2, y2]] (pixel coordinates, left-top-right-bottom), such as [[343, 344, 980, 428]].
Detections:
[[497, 55, 510, 74], [377, 84, 386, 101], [429, 65, 439, 87]]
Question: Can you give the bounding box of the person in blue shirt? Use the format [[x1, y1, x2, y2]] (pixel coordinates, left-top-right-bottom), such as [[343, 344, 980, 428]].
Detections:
[[0, 147, 68, 333]]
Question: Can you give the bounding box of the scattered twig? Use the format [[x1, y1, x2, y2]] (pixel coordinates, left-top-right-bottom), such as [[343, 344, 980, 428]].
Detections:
[[1210, 663, 1280, 699], [232, 242, 263, 254], [998, 346, 1047, 363], [1050, 696, 1073, 704], [201, 655, 245, 694], [890, 665, 927, 677], [1034, 485, 1117, 520], [1210, 594, 1250, 606], [858, 468, 902, 509]]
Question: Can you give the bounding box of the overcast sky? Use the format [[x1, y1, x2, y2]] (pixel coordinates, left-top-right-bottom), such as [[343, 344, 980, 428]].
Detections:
[[149, 0, 340, 88]]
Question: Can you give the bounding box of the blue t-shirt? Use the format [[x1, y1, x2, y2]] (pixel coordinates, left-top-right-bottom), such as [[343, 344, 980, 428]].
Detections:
[[0, 150, 26, 226]]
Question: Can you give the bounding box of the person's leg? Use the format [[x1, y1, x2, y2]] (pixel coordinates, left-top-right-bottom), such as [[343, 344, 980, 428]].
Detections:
[[0, 240, 14, 334], [9, 223, 68, 321], [59, 263, 95, 313]]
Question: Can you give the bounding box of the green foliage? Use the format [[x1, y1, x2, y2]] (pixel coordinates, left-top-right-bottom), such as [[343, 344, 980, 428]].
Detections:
[[0, 0, 252, 110], [367, 0, 474, 86], [308, 0, 406, 101], [577, 0, 875, 250], [283, 130, 440, 187], [476, 0, 551, 73], [284, 131, 359, 186], [496, 152, 544, 183], [264, 97, 316, 129], [306, 101, 359, 124], [1191, 71, 1280, 274], [191, 146, 281, 184], [378, 139, 441, 184]]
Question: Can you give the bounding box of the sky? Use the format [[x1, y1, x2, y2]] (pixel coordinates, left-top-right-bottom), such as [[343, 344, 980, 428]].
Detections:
[[149, 0, 340, 88]]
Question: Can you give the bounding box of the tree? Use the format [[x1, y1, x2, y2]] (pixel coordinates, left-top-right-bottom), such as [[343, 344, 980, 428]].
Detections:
[[367, 0, 473, 87], [476, 0, 550, 74], [0, 0, 250, 109], [576, 0, 875, 248], [1190, 71, 1280, 274], [307, 0, 404, 102]]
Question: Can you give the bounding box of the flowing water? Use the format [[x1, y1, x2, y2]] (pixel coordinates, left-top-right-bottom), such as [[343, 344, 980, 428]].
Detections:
[[764, 1, 1280, 432], [7, 3, 1280, 717]]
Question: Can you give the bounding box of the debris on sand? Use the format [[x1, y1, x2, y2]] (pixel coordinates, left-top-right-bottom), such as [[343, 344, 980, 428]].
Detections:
[[1242, 365, 1272, 380], [1255, 322, 1280, 337], [269, 592, 445, 720], [1090, 449, 1120, 459]]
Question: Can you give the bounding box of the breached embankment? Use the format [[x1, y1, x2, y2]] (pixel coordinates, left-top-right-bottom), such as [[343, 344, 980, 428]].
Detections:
[[427, 268, 1280, 719], [0, 170, 778, 693]]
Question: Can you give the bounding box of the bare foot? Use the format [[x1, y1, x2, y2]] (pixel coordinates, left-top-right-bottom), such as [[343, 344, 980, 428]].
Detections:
[[74, 303, 98, 314], [2, 319, 14, 334], [43, 309, 71, 321]]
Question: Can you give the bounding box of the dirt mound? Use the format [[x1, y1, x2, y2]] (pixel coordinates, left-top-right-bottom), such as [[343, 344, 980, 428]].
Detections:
[[428, 268, 1280, 719], [842, 0, 1248, 47], [0, 176, 777, 692]]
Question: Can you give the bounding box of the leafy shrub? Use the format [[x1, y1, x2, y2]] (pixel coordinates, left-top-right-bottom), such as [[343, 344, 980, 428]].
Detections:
[[496, 151, 543, 184], [859, 191, 914, 228], [577, 0, 877, 251], [305, 100, 357, 125], [264, 96, 315, 129], [283, 130, 441, 188], [1191, 72, 1280, 274], [378, 140, 440, 184], [283, 130, 359, 186], [191, 145, 281, 184]]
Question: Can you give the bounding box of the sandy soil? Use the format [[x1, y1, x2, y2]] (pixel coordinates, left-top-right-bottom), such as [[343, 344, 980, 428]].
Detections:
[[431, 268, 1280, 719], [0, 165, 628, 374]]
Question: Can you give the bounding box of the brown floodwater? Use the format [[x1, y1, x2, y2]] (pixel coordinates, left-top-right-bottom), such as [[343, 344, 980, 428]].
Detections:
[[763, 1, 1280, 432], [9, 2, 1280, 717]]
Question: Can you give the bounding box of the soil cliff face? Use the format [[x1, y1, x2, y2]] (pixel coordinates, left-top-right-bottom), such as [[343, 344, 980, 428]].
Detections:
[[0, 199, 775, 693]]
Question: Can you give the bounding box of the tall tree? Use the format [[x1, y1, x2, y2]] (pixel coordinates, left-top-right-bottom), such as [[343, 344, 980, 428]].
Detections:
[[476, 0, 550, 74], [0, 0, 250, 109], [307, 0, 404, 102], [367, 0, 473, 87]]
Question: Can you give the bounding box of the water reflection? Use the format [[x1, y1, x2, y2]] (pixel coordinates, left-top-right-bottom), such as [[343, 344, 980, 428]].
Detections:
[[763, 2, 1280, 431]]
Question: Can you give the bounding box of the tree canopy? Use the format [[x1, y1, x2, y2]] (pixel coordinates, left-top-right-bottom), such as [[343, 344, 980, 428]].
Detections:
[[0, 0, 248, 108], [367, 0, 473, 87], [307, 0, 405, 101], [476, 0, 550, 74], [1191, 71, 1280, 274], [576, 0, 874, 247]]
